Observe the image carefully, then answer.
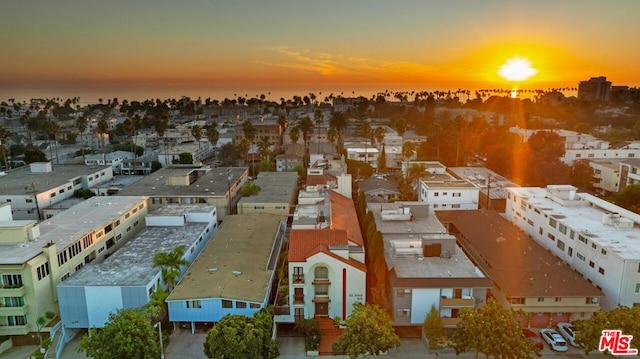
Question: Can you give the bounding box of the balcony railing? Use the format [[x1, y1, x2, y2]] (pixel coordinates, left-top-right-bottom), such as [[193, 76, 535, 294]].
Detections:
[[0, 285, 25, 297], [0, 304, 28, 316], [441, 317, 461, 326], [292, 276, 305, 284], [293, 295, 304, 304], [312, 278, 330, 285], [441, 297, 475, 307], [0, 324, 29, 336]]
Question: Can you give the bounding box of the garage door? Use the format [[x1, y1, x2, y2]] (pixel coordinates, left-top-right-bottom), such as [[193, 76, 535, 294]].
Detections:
[[518, 313, 529, 328], [529, 312, 551, 328], [549, 312, 571, 326]]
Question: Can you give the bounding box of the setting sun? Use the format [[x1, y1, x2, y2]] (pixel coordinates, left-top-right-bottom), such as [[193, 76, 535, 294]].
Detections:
[[498, 57, 538, 82]]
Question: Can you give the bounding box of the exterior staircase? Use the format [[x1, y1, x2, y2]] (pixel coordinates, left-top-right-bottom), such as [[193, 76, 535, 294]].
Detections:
[[315, 317, 344, 356]]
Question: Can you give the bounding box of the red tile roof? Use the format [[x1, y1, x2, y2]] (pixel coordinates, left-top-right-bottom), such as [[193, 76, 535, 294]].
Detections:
[[288, 229, 366, 272], [307, 173, 335, 186], [329, 191, 364, 246]]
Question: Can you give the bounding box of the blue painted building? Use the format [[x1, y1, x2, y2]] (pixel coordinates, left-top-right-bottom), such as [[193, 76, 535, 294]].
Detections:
[[166, 213, 286, 332]]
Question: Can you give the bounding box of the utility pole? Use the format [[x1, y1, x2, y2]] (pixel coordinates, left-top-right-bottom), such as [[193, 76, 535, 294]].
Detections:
[[486, 173, 491, 210], [26, 181, 42, 221]]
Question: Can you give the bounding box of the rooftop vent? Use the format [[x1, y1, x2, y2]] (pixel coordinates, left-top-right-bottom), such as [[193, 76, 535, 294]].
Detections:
[[207, 268, 218, 272], [232, 270, 242, 276]]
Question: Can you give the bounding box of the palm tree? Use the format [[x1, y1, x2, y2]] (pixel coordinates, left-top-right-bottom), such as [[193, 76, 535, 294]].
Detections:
[[191, 125, 202, 149], [235, 138, 250, 166], [153, 246, 189, 290], [205, 124, 219, 150], [96, 118, 109, 149], [297, 117, 314, 168], [374, 126, 386, 145], [154, 117, 169, 166], [289, 125, 300, 144], [0, 125, 8, 170], [257, 135, 271, 161], [402, 141, 415, 161], [277, 115, 288, 146], [327, 127, 338, 145]]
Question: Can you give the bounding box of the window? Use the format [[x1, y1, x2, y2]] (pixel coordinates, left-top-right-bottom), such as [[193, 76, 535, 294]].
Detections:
[[37, 263, 50, 280], [599, 267, 605, 275], [106, 238, 115, 249], [75, 263, 84, 271], [50, 192, 56, 198], [114, 219, 120, 227], [187, 300, 202, 309], [250, 303, 261, 309], [557, 240, 565, 251], [589, 261, 595, 268], [547, 233, 556, 241], [568, 247, 573, 256], [555, 297, 562, 302], [539, 227, 543, 235], [570, 230, 575, 240], [293, 267, 304, 283], [254, 206, 265, 210], [451, 204, 461, 209], [434, 192, 439, 197], [601, 248, 607, 255], [7, 315, 27, 326], [115, 233, 122, 241], [537, 297, 544, 302], [222, 300, 233, 308], [453, 192, 461, 197], [527, 219, 534, 226], [396, 289, 411, 297], [578, 235, 588, 244], [558, 223, 567, 235], [294, 308, 304, 320], [59, 189, 64, 194], [396, 309, 411, 317], [236, 301, 247, 308], [577, 252, 585, 261], [509, 298, 525, 305], [592, 243, 597, 249], [26, 198, 33, 203], [294, 288, 304, 304], [134, 220, 139, 226], [549, 218, 557, 228], [315, 285, 328, 296], [635, 283, 640, 294], [125, 213, 130, 219], [314, 266, 328, 279], [61, 272, 70, 282], [126, 226, 131, 232]]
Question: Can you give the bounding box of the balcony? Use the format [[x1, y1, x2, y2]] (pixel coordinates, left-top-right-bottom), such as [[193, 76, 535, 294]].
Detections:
[[441, 317, 461, 326], [0, 324, 29, 336], [292, 276, 305, 285], [0, 285, 25, 297], [293, 295, 305, 305], [312, 278, 330, 285], [0, 304, 28, 316], [441, 296, 475, 307]]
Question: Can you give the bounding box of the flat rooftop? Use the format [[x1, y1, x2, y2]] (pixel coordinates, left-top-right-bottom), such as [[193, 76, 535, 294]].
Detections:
[[237, 172, 297, 204], [116, 167, 246, 197], [166, 213, 285, 303], [0, 164, 111, 195], [368, 203, 486, 282], [0, 196, 147, 265], [369, 202, 447, 236], [509, 187, 640, 260], [449, 167, 519, 199], [60, 221, 208, 287]]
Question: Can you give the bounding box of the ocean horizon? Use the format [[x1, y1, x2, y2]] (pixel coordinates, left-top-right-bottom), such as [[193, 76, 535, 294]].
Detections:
[[0, 82, 585, 105]]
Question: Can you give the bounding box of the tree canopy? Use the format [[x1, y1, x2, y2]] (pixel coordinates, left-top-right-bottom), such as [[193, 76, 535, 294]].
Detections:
[[203, 308, 278, 359], [574, 305, 640, 354], [333, 303, 400, 359], [452, 298, 540, 358], [78, 309, 160, 359]]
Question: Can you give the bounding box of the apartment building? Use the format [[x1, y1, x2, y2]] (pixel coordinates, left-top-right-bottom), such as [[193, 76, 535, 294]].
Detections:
[[236, 172, 298, 216], [279, 190, 366, 323], [410, 162, 479, 211], [0, 196, 148, 344], [166, 213, 287, 331], [438, 209, 603, 327], [57, 206, 217, 330], [589, 159, 621, 194], [504, 185, 640, 310], [0, 162, 114, 220], [578, 76, 611, 102], [369, 202, 491, 328], [84, 150, 134, 174], [116, 166, 248, 221]]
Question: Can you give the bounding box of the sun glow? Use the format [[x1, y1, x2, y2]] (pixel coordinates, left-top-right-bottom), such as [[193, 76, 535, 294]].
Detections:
[[498, 57, 537, 82]]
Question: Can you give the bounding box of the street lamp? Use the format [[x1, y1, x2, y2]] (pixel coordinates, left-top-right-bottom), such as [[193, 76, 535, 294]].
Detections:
[[227, 168, 233, 216], [153, 321, 165, 359]]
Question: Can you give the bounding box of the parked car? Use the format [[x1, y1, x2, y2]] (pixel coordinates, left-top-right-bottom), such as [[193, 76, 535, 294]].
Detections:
[[522, 329, 544, 351], [540, 328, 569, 352], [557, 322, 579, 347]]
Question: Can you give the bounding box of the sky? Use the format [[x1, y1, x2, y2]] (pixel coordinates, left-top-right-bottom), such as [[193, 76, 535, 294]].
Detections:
[[1, 0, 639, 102]]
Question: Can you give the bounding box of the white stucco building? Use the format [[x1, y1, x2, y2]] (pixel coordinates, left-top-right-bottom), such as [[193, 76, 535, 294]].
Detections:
[[504, 185, 640, 310]]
